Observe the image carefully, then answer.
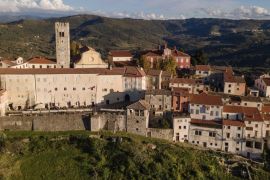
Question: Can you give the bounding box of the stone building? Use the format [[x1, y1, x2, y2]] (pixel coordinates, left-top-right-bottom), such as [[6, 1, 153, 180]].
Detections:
[[172, 87, 189, 113], [126, 100, 151, 136], [224, 72, 246, 96], [144, 89, 172, 115], [254, 74, 270, 97], [55, 22, 70, 68], [146, 69, 172, 90], [170, 78, 209, 94]]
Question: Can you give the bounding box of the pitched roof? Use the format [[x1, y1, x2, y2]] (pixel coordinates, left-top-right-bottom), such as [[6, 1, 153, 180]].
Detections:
[[127, 100, 150, 110], [1, 60, 15, 66], [124, 66, 146, 77], [171, 50, 190, 57], [190, 93, 222, 106], [240, 96, 262, 102], [145, 89, 171, 96], [222, 120, 245, 127], [170, 78, 202, 85], [172, 87, 190, 96], [223, 105, 263, 121], [195, 65, 211, 71], [146, 69, 171, 77], [261, 105, 270, 114], [110, 50, 132, 57], [262, 78, 270, 86], [190, 119, 222, 128], [224, 73, 245, 83], [27, 57, 56, 64]]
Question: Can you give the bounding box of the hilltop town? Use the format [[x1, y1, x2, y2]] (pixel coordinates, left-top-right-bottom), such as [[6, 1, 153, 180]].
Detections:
[[0, 22, 270, 162]]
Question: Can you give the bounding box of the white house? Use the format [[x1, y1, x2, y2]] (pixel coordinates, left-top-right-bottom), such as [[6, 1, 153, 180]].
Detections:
[[255, 74, 270, 97]]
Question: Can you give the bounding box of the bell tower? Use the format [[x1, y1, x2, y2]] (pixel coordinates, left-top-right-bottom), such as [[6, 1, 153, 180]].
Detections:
[[55, 22, 70, 68]]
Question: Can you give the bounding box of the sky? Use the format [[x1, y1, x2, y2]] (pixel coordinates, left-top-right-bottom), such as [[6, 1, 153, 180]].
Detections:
[[1, 0, 270, 19]]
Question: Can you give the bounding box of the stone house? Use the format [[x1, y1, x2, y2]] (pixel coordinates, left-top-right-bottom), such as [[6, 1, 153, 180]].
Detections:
[[146, 69, 172, 90], [144, 89, 172, 116], [126, 100, 151, 136]]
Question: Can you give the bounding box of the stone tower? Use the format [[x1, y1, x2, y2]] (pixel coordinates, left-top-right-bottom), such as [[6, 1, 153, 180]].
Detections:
[[55, 22, 70, 68]]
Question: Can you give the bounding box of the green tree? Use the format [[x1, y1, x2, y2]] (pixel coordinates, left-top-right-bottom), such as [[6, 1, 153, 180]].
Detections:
[[160, 57, 177, 76], [139, 56, 151, 71], [70, 41, 80, 57], [192, 50, 209, 65]]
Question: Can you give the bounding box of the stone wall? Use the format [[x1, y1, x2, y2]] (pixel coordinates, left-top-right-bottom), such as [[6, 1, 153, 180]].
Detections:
[[146, 128, 173, 141], [0, 113, 90, 131], [90, 112, 126, 132]]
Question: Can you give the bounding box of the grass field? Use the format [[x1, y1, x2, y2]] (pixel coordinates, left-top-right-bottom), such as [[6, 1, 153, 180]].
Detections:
[[0, 131, 269, 180]]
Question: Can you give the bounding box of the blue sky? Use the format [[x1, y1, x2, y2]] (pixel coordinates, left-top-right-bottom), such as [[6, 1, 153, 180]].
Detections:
[[1, 0, 270, 19]]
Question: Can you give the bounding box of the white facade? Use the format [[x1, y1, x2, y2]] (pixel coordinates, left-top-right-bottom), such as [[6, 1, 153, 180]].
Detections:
[[189, 104, 223, 120], [173, 116, 190, 142]]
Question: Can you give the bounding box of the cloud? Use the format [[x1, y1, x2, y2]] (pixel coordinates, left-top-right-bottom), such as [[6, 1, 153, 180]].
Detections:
[[0, 0, 73, 13], [201, 6, 270, 19]]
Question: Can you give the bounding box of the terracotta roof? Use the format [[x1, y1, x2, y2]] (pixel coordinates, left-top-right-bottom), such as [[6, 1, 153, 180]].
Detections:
[[240, 96, 261, 102], [110, 50, 132, 57], [146, 69, 171, 77], [27, 57, 56, 64], [190, 93, 222, 106], [190, 119, 222, 128], [113, 61, 137, 67], [170, 78, 202, 85], [124, 66, 146, 77], [1, 60, 15, 66], [261, 105, 270, 114], [127, 100, 150, 110], [222, 120, 245, 127], [263, 114, 270, 121], [145, 89, 171, 96], [195, 65, 211, 71], [171, 50, 190, 57], [142, 50, 163, 57], [262, 78, 270, 86], [224, 73, 245, 83], [223, 105, 263, 121], [172, 87, 190, 96]]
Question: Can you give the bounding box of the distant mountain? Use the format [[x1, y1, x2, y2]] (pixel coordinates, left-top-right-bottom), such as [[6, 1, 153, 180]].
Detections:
[[1, 14, 270, 67]]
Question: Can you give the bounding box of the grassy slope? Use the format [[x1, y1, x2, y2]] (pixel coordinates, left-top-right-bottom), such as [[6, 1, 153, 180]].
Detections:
[[0, 131, 269, 180]]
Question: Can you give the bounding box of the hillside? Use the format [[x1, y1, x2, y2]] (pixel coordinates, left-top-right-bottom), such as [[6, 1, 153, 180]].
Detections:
[[0, 131, 269, 179], [1, 15, 270, 67]]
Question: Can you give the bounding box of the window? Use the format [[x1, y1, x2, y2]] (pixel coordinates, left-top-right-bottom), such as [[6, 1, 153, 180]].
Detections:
[[196, 109, 199, 114], [195, 130, 202, 136], [238, 127, 241, 130], [228, 84, 231, 88], [190, 109, 194, 114], [210, 111, 213, 116], [236, 148, 239, 151], [73, 88, 76, 91], [179, 126, 181, 129], [209, 132, 216, 137], [39, 65, 42, 68], [82, 88, 86, 91], [184, 126, 186, 129], [55, 88, 58, 91], [255, 124, 258, 128], [226, 133, 230, 138], [237, 134, 241, 138], [64, 87, 67, 91], [228, 90, 231, 93], [255, 142, 262, 149], [216, 111, 219, 116], [227, 126, 231, 129]]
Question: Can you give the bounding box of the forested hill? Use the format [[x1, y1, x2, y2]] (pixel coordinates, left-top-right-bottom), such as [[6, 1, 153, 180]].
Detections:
[[1, 14, 270, 67]]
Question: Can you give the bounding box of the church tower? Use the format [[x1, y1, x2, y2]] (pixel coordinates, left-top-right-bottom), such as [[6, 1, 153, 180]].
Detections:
[[55, 22, 70, 68]]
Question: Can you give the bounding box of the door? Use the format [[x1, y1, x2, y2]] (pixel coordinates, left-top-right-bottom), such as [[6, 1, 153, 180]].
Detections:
[[203, 142, 207, 147]]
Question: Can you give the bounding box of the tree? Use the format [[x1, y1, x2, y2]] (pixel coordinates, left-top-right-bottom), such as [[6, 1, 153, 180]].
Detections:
[[160, 57, 177, 76], [70, 41, 80, 57], [139, 56, 151, 71], [192, 50, 209, 65]]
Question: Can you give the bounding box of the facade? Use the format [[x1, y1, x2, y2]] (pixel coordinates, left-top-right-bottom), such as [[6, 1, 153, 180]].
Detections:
[[173, 115, 190, 142], [144, 89, 172, 115], [189, 93, 223, 120], [126, 100, 150, 136], [74, 47, 108, 68], [109, 50, 133, 62], [146, 69, 172, 90], [172, 87, 189, 113], [11, 57, 57, 69], [255, 74, 270, 97], [170, 78, 209, 94], [0, 90, 7, 116], [0, 67, 146, 110], [224, 72, 246, 96], [55, 22, 70, 68]]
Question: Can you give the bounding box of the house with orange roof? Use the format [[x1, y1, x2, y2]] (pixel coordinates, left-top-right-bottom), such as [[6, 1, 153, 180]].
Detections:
[[224, 71, 246, 96], [170, 78, 209, 94], [11, 57, 57, 69]]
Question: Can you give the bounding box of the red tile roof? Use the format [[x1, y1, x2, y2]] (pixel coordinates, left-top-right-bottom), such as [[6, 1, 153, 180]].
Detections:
[[195, 65, 211, 71], [110, 50, 132, 57], [222, 120, 245, 127], [223, 105, 263, 121], [170, 78, 202, 85], [190, 93, 222, 106], [146, 69, 171, 77], [172, 87, 190, 96], [224, 73, 245, 83], [190, 119, 222, 128], [124, 66, 146, 77], [171, 50, 190, 57], [261, 105, 270, 114], [27, 57, 56, 64]]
